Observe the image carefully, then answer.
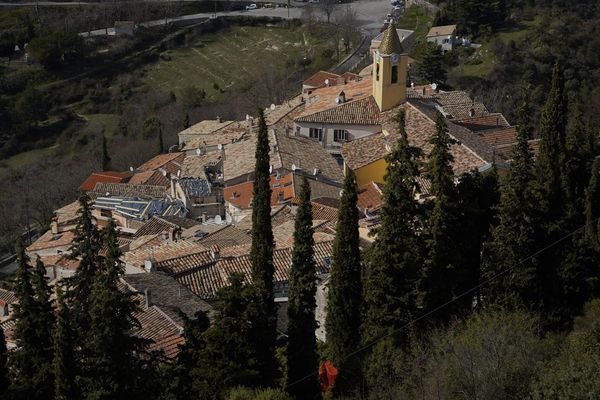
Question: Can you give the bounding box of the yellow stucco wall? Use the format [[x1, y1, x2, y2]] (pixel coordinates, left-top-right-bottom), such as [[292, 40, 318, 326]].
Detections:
[[354, 158, 388, 187]]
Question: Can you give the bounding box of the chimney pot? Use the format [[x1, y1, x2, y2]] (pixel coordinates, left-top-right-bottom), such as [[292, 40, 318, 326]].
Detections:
[[144, 259, 154, 272], [144, 288, 152, 308], [211, 244, 220, 260], [469, 108, 475, 117]]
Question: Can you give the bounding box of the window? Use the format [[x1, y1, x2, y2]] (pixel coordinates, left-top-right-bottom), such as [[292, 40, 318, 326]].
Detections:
[[309, 127, 323, 141], [376, 63, 380, 81], [391, 65, 398, 84], [333, 129, 348, 142], [295, 126, 301, 136]]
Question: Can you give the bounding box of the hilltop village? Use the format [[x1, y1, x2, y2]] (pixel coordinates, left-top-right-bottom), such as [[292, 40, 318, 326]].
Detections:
[[1, 24, 532, 354]]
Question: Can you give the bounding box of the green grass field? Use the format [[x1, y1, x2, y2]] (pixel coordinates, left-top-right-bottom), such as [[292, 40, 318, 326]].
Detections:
[[142, 25, 332, 100], [3, 145, 58, 169]]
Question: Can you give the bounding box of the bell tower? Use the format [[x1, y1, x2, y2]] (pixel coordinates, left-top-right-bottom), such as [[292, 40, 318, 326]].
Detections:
[[372, 22, 407, 111]]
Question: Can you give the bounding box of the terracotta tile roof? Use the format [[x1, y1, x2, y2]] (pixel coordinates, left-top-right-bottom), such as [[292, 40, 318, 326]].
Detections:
[[79, 171, 132, 191], [224, 173, 295, 210], [476, 126, 518, 147], [180, 119, 235, 137], [340, 72, 361, 81], [26, 230, 75, 252], [311, 201, 339, 223], [222, 128, 344, 184], [1, 318, 16, 345], [54, 201, 81, 226], [342, 132, 393, 170], [415, 175, 433, 196], [123, 238, 207, 270], [272, 219, 329, 246], [0, 288, 18, 305], [311, 197, 340, 208], [137, 152, 185, 173], [274, 229, 335, 250], [90, 182, 168, 199], [129, 170, 170, 187], [233, 205, 296, 233], [122, 272, 213, 325], [181, 121, 249, 150], [135, 216, 200, 238], [197, 225, 252, 248], [494, 138, 541, 162], [443, 102, 489, 119], [264, 96, 306, 126], [181, 153, 222, 178], [358, 181, 384, 213], [379, 22, 404, 54], [455, 113, 510, 132], [292, 175, 343, 204], [133, 300, 184, 359], [295, 96, 381, 126], [297, 78, 373, 119], [427, 24, 457, 37], [154, 250, 216, 275], [175, 241, 334, 301], [303, 71, 342, 89]]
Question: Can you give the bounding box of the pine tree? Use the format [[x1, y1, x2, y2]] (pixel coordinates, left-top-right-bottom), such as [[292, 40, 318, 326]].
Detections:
[[482, 96, 541, 310], [535, 62, 568, 222], [325, 170, 362, 396], [53, 284, 77, 400], [418, 42, 447, 85], [203, 273, 260, 392], [286, 177, 320, 399], [421, 112, 466, 323], [248, 108, 278, 386], [0, 324, 9, 397], [363, 110, 423, 344], [585, 157, 600, 249], [158, 128, 165, 154], [67, 194, 102, 337], [82, 219, 146, 399], [101, 134, 111, 171]]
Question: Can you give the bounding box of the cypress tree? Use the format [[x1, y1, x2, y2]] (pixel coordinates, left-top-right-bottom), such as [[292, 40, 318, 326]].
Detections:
[[53, 285, 77, 400], [421, 112, 465, 323], [286, 177, 319, 399], [0, 320, 9, 397], [9, 239, 44, 396], [363, 109, 423, 344], [482, 96, 541, 310], [183, 113, 190, 129], [585, 157, 600, 249], [248, 108, 277, 386], [158, 128, 165, 154], [101, 134, 111, 171], [535, 62, 568, 222], [325, 170, 362, 396], [204, 273, 260, 392], [67, 194, 102, 337], [82, 219, 146, 399]]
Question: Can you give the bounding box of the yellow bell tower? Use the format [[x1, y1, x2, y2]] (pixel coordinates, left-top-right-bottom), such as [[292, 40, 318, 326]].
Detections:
[[372, 22, 407, 111]]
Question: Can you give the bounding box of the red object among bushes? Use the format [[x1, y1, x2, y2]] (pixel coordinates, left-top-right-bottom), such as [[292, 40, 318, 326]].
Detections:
[[319, 360, 339, 393]]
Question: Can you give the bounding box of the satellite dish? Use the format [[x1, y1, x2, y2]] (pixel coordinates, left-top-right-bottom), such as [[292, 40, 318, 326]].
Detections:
[[161, 169, 167, 176], [177, 170, 181, 177], [325, 78, 330, 86], [129, 166, 134, 172], [214, 215, 222, 224], [217, 144, 223, 151], [246, 114, 250, 121], [291, 164, 297, 171], [431, 82, 438, 91], [270, 104, 276, 111], [195, 148, 201, 155], [339, 189, 344, 197], [335, 98, 340, 104], [269, 165, 273, 174], [226, 214, 232, 224], [313, 168, 318, 176]]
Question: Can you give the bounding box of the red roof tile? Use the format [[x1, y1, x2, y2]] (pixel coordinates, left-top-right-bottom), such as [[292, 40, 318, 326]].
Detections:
[[303, 71, 342, 89], [477, 126, 518, 147], [357, 181, 384, 213], [79, 171, 132, 191], [224, 173, 295, 209], [137, 152, 185, 174], [455, 113, 510, 132]]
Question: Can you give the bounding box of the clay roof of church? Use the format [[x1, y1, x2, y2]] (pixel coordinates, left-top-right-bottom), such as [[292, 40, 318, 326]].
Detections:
[[379, 22, 404, 55]]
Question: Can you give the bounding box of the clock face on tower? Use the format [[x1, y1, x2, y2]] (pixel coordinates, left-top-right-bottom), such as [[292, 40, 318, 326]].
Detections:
[[390, 53, 400, 64]]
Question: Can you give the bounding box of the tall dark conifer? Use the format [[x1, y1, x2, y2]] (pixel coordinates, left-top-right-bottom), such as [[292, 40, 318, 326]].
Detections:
[[101, 134, 111, 171], [421, 113, 465, 323], [68, 194, 102, 337], [82, 219, 146, 399], [53, 285, 77, 400], [536, 62, 568, 222], [363, 110, 422, 344], [286, 177, 319, 399], [0, 321, 9, 396], [325, 170, 362, 396], [585, 157, 600, 249], [482, 96, 540, 309], [248, 108, 277, 386]]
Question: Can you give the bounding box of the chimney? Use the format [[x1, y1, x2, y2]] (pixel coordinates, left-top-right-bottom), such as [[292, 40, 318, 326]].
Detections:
[[201, 212, 207, 223], [170, 177, 177, 198], [210, 244, 220, 260], [144, 259, 154, 272], [338, 91, 346, 104], [217, 116, 223, 123], [50, 218, 59, 234], [278, 191, 285, 202], [496, 117, 499, 126], [469, 107, 475, 117], [422, 87, 426, 96], [144, 288, 152, 309]]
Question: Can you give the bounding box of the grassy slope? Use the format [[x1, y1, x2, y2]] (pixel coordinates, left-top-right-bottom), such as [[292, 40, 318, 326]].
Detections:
[[142, 25, 332, 100], [397, 5, 433, 60]]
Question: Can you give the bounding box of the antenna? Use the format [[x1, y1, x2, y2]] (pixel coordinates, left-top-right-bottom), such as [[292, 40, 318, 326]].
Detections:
[[291, 164, 297, 171], [217, 144, 223, 151], [270, 104, 276, 111], [195, 148, 201, 155]]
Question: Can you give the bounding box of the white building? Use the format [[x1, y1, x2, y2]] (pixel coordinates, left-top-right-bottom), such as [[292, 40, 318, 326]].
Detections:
[[426, 24, 457, 52]]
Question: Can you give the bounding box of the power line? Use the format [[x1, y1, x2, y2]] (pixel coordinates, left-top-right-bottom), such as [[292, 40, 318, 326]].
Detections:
[[286, 216, 599, 389]]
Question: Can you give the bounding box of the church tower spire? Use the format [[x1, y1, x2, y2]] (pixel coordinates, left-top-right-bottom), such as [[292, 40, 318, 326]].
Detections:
[[372, 22, 408, 111]]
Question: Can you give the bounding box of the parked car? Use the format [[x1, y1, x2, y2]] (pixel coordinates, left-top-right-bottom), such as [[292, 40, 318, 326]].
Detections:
[[246, 3, 258, 10], [309, 0, 321, 3]]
